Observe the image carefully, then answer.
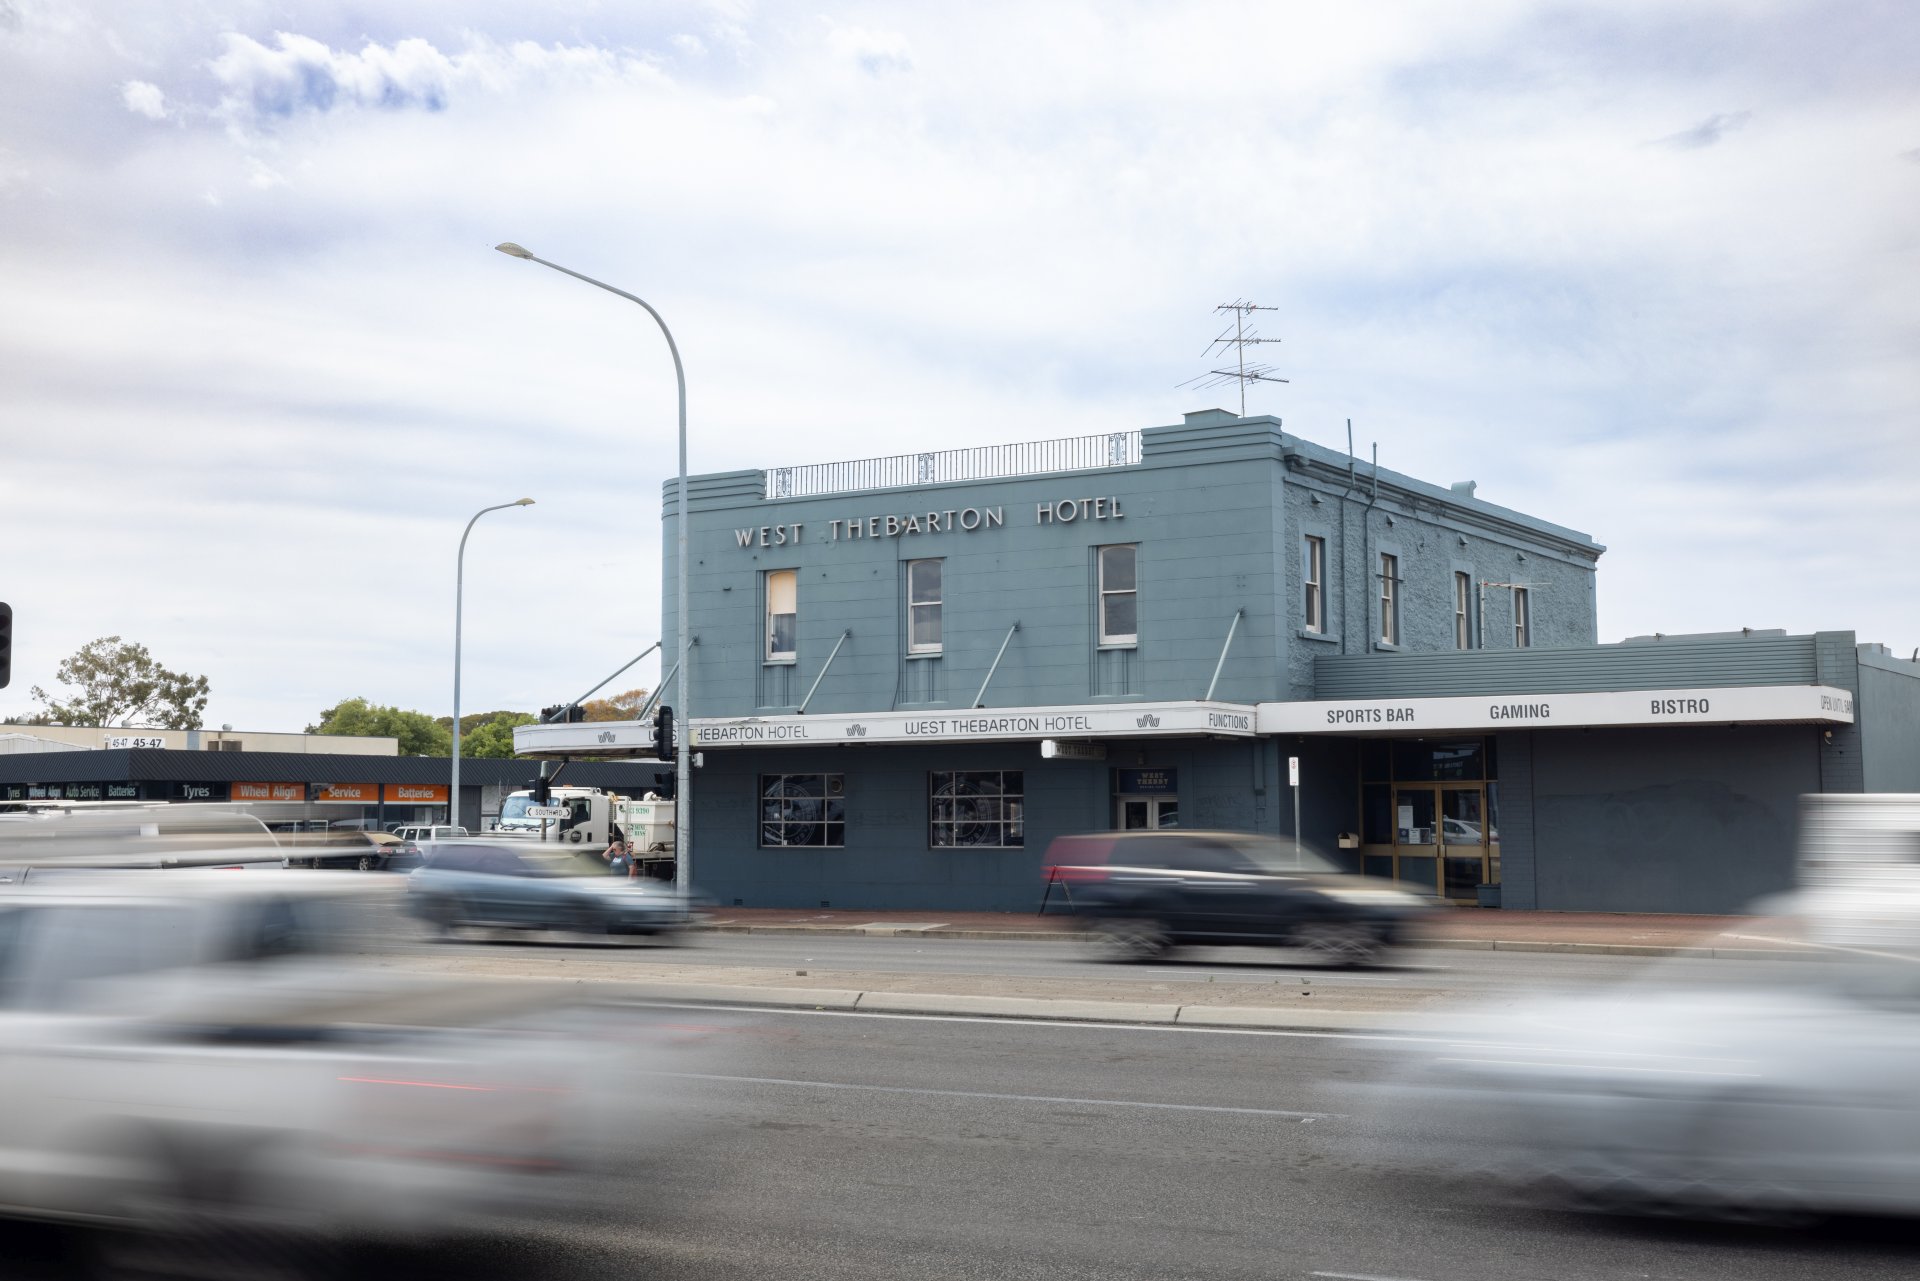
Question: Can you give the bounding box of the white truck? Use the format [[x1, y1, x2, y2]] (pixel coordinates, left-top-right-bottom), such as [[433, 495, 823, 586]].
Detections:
[[492, 785, 675, 856]]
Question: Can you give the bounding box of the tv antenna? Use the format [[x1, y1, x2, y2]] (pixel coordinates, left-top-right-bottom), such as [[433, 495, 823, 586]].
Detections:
[[1178, 299, 1288, 416]]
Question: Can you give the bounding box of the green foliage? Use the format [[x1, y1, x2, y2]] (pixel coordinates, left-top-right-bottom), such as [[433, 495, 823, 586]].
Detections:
[[460, 712, 537, 758], [31, 636, 210, 730], [307, 698, 452, 757]]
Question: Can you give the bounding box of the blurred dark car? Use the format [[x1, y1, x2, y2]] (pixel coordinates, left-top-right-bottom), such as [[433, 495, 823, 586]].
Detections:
[[288, 829, 412, 871], [1043, 830, 1435, 965], [408, 840, 692, 940]]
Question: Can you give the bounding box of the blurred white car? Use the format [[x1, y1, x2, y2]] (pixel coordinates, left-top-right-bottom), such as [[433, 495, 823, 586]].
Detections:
[[1385, 953, 1920, 1218], [0, 872, 717, 1250]]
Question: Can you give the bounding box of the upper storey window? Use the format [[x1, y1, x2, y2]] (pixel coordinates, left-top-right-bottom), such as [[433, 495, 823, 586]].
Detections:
[[1303, 536, 1326, 634], [1098, 545, 1138, 646], [908, 558, 943, 654], [1378, 553, 1400, 646], [766, 569, 797, 662]]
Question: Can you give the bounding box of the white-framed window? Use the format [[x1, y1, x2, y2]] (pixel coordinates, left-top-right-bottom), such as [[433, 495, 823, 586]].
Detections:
[[765, 568, 797, 661], [1513, 587, 1532, 648], [1454, 571, 1473, 650], [929, 771, 1024, 848], [1378, 553, 1400, 646], [1303, 536, 1325, 633], [1098, 544, 1138, 646], [759, 773, 844, 847], [907, 558, 943, 654]]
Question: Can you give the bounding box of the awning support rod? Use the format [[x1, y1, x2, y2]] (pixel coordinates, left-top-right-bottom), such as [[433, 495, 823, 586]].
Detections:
[[798, 631, 852, 714], [1204, 609, 1245, 702], [550, 641, 661, 721], [974, 622, 1022, 708], [637, 661, 679, 722]]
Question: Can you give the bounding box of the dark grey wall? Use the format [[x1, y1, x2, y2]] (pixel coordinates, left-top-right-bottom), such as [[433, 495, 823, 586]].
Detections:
[[1859, 650, 1920, 793], [1525, 726, 1819, 913], [1315, 632, 1820, 699], [692, 739, 1269, 911]]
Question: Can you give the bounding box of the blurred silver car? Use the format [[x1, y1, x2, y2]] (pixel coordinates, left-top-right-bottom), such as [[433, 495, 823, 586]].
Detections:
[[407, 840, 693, 940], [0, 871, 719, 1254], [1384, 952, 1920, 1219]]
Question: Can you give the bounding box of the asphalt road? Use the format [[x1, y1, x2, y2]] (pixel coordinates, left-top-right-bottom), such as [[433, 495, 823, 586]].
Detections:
[[396, 1007, 1920, 1279]]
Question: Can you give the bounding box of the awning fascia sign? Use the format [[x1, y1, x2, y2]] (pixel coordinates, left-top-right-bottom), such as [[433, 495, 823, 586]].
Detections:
[[513, 700, 1259, 758], [692, 701, 1258, 748], [1258, 684, 1856, 735]]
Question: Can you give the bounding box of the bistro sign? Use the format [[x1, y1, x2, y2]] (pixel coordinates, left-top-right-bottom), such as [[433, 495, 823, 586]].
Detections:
[[1259, 685, 1859, 735]]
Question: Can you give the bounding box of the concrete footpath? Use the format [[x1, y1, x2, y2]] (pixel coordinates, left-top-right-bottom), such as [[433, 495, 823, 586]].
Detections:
[[694, 905, 1807, 958], [405, 907, 1826, 1036]]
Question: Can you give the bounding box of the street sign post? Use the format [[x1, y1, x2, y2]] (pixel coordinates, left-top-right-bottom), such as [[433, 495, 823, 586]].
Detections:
[[526, 806, 570, 820], [1288, 755, 1302, 862]]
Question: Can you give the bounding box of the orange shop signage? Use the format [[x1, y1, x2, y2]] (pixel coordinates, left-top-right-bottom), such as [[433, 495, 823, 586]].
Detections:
[[313, 783, 379, 804], [232, 781, 306, 803], [383, 783, 448, 804]]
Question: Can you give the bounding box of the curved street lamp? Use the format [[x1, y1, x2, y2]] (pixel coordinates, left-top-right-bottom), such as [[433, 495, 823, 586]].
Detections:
[[452, 498, 535, 825], [493, 242, 693, 894]]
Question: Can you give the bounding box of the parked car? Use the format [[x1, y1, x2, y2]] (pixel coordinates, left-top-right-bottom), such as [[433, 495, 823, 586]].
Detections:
[[392, 824, 469, 844], [1042, 830, 1435, 965], [408, 840, 693, 940]]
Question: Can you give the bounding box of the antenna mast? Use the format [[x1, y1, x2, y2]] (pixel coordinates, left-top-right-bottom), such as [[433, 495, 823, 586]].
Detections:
[[1177, 299, 1289, 416]]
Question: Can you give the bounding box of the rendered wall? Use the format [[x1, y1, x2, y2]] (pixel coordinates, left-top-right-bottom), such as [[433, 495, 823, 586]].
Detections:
[[1523, 726, 1819, 914], [1859, 649, 1920, 793]]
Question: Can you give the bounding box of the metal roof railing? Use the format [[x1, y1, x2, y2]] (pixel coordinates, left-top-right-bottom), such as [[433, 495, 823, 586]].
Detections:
[[766, 431, 1142, 499]]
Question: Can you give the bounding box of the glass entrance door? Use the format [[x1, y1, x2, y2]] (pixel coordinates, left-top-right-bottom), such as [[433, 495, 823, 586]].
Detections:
[[1117, 796, 1179, 830], [1440, 785, 1489, 902], [1391, 787, 1438, 892]]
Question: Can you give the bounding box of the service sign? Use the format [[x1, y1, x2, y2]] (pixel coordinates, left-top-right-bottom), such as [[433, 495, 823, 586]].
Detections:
[[1258, 684, 1858, 735], [232, 781, 305, 803]]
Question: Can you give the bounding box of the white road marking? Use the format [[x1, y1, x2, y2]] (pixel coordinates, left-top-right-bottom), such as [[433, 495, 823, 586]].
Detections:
[[1311, 1272, 1432, 1281], [655, 1071, 1340, 1118], [625, 1000, 1470, 1044]]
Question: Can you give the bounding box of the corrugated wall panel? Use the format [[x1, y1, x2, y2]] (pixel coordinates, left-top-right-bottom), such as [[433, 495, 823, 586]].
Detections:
[[1314, 635, 1819, 698]]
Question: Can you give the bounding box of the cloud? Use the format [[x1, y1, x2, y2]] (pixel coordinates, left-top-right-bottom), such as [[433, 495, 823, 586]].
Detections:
[[1654, 109, 1752, 149], [120, 79, 168, 119], [823, 22, 913, 75]]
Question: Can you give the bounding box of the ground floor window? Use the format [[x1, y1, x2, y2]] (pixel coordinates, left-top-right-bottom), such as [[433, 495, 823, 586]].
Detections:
[[759, 774, 845, 847], [929, 771, 1024, 848]]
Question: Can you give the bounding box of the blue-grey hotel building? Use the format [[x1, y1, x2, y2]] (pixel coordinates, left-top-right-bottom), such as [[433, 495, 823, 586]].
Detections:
[[519, 410, 1920, 915]]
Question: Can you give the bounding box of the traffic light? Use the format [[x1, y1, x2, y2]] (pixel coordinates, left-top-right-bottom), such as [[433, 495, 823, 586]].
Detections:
[[540, 703, 585, 724], [532, 775, 552, 805], [652, 706, 674, 760], [0, 602, 10, 690]]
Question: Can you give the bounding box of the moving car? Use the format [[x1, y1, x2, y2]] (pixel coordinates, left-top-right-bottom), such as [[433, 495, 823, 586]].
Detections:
[[1042, 830, 1434, 965], [391, 824, 469, 844], [1384, 951, 1920, 1219], [407, 840, 693, 940], [0, 871, 719, 1255], [286, 829, 411, 871]]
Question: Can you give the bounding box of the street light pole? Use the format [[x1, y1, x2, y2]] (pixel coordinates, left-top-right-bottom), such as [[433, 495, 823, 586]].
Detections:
[[493, 243, 694, 895], [452, 498, 535, 827]]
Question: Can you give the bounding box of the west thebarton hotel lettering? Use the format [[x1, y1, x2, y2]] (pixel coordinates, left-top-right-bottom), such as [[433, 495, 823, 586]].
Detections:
[[735, 496, 1125, 548]]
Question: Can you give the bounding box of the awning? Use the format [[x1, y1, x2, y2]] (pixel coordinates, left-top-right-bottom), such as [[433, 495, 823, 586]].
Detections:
[[512, 700, 1259, 759], [1258, 684, 1855, 736]]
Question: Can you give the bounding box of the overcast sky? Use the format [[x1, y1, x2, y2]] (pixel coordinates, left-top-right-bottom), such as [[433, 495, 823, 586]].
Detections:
[[2, 1, 1916, 731]]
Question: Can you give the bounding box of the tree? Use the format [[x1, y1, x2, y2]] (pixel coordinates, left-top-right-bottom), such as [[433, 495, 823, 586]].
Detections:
[[461, 713, 537, 758], [31, 636, 210, 729], [583, 687, 650, 721], [308, 698, 452, 757]]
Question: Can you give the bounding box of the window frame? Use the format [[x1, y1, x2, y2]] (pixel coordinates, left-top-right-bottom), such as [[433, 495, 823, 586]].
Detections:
[[765, 568, 798, 663], [1453, 571, 1473, 650], [1377, 552, 1400, 646], [906, 558, 944, 655], [1513, 586, 1531, 648], [1303, 535, 1326, 634], [1097, 544, 1139, 647], [757, 773, 846, 848], [928, 770, 1025, 849]]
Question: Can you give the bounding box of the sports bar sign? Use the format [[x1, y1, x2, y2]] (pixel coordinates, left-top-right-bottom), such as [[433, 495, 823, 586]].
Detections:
[[1258, 684, 1857, 735]]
